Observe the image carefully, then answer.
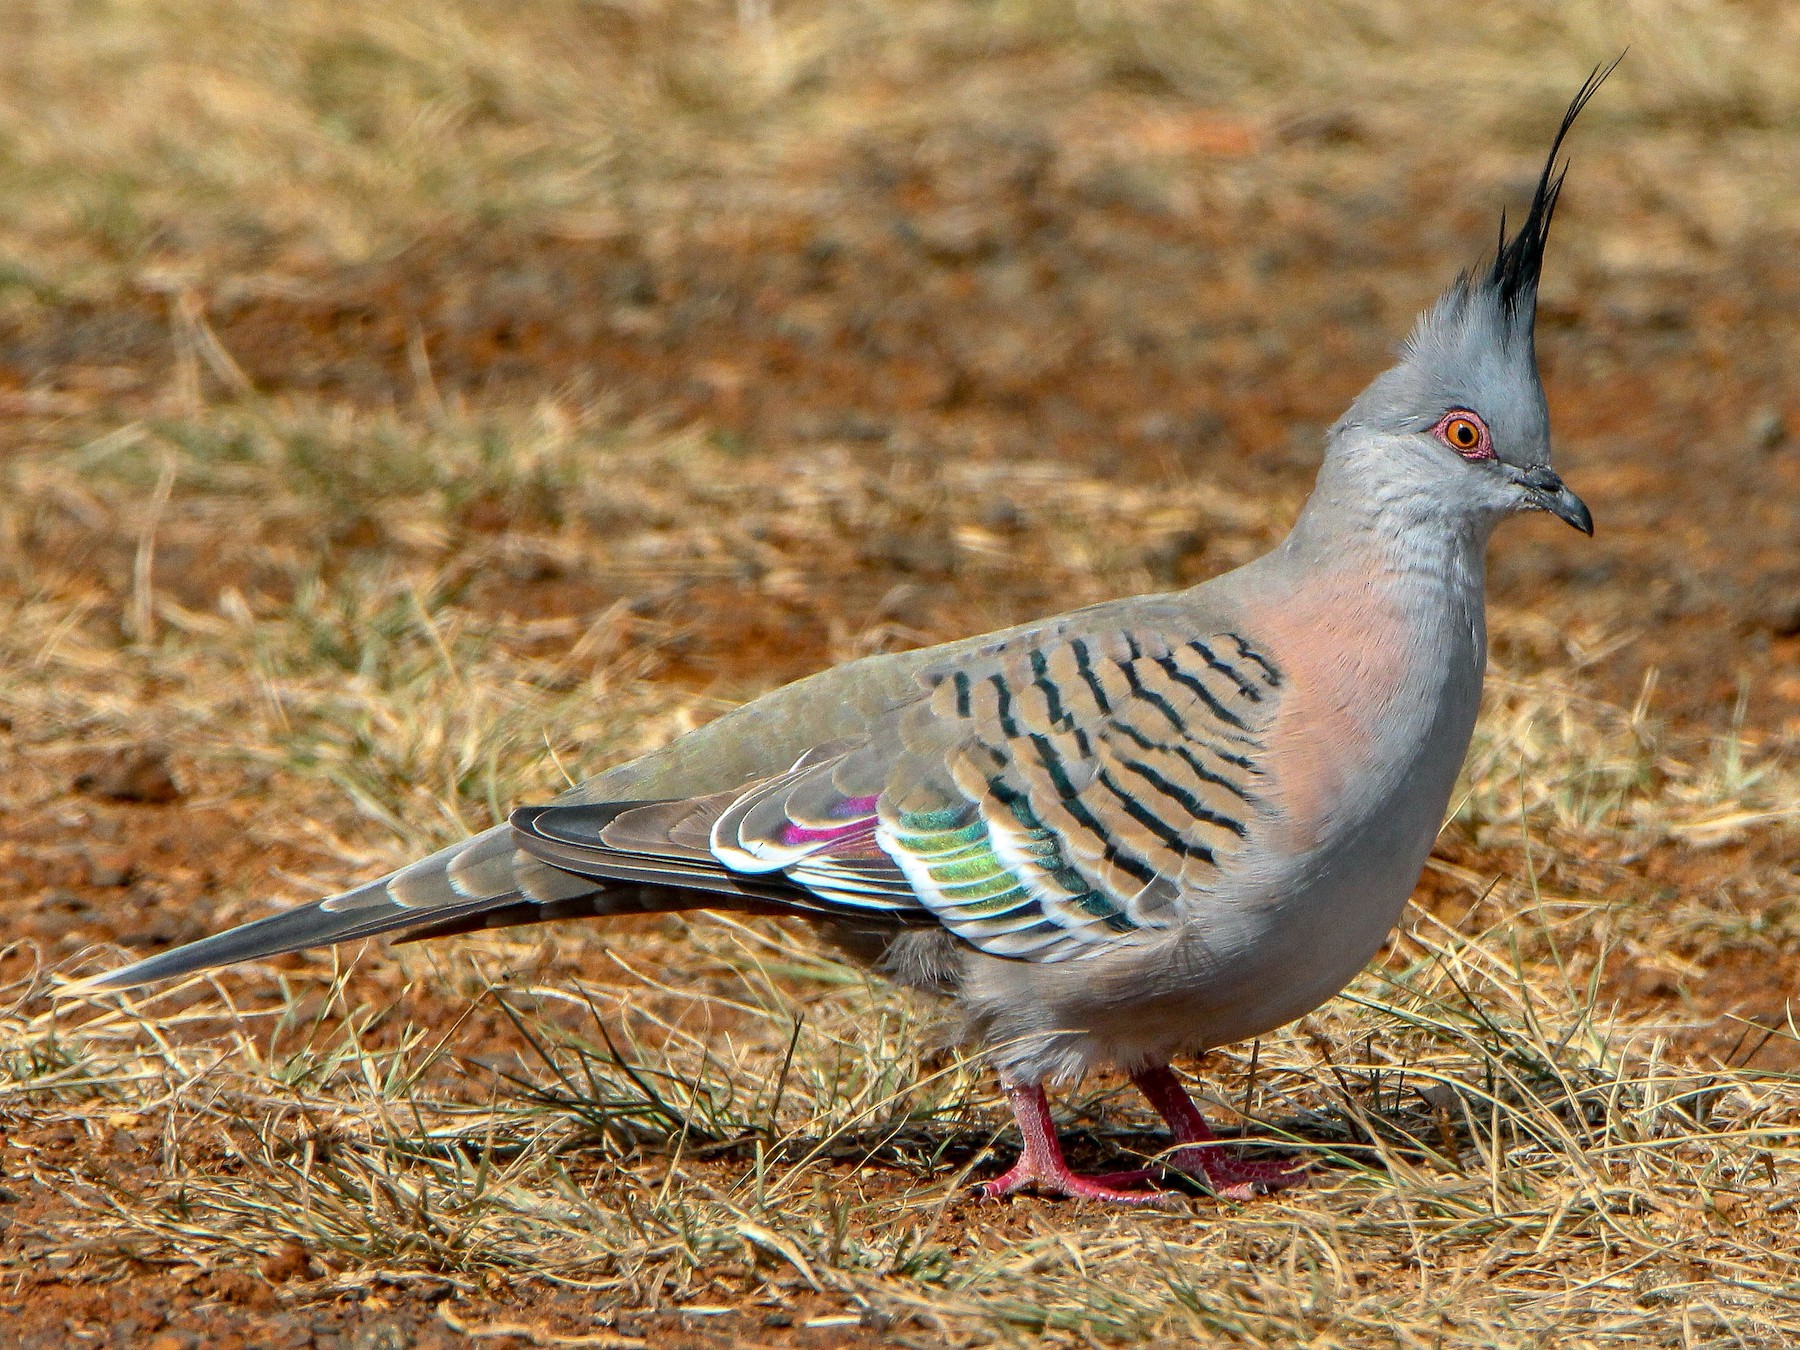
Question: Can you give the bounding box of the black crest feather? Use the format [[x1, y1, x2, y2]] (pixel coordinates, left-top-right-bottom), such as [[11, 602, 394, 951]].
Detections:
[[1489, 56, 1622, 322]]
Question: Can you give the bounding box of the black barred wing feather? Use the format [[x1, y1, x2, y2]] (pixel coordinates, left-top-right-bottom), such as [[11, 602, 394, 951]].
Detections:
[[512, 626, 1283, 965], [700, 626, 1284, 962], [870, 628, 1282, 959]]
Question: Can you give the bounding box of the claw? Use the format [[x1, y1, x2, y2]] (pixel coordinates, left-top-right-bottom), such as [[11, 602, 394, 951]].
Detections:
[[975, 1085, 1181, 1204], [1167, 1146, 1308, 1199], [1134, 1065, 1309, 1198], [975, 1069, 1310, 1207], [974, 1161, 1171, 1205]]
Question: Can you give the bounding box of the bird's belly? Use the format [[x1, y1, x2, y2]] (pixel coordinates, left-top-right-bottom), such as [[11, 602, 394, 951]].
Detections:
[[1184, 849, 1427, 1047], [1010, 741, 1459, 1074], [1161, 736, 1463, 1047]]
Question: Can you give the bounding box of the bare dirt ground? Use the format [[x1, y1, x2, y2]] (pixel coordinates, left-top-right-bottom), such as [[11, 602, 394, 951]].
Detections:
[[3, 3, 1800, 1346]]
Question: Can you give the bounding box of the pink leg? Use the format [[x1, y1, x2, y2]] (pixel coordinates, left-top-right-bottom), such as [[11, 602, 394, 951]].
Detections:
[[977, 1083, 1172, 1204], [1132, 1065, 1307, 1200]]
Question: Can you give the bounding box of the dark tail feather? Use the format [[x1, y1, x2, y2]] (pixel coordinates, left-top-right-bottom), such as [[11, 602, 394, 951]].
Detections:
[[79, 880, 813, 992], [76, 893, 511, 990], [71, 823, 610, 991], [76, 787, 927, 994], [75, 820, 842, 993], [390, 885, 795, 945]]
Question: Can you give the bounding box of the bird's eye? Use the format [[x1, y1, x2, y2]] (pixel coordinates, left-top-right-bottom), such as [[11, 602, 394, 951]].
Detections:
[[1431, 409, 1493, 460]]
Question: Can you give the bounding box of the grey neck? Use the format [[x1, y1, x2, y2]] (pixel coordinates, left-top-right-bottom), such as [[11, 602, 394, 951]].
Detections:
[[1277, 452, 1497, 592]]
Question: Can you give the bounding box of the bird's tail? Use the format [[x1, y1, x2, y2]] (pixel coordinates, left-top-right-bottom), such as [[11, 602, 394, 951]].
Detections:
[[73, 823, 730, 992]]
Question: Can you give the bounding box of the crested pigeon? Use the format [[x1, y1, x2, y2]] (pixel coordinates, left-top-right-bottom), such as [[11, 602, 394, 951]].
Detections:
[[88, 69, 1610, 1204]]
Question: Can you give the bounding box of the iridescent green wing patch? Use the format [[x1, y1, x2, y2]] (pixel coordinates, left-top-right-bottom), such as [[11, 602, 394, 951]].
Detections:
[[878, 625, 1281, 961]]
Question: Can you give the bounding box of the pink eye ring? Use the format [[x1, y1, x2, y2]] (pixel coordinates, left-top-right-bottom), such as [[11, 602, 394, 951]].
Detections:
[[1431, 408, 1494, 460]]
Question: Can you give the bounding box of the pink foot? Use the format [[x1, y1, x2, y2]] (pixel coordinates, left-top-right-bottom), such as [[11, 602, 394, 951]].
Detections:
[[1134, 1065, 1308, 1199], [975, 1084, 1175, 1205], [1166, 1147, 1307, 1200]]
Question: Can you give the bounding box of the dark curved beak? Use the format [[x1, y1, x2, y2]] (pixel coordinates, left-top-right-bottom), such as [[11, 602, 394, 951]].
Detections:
[[1513, 464, 1593, 536]]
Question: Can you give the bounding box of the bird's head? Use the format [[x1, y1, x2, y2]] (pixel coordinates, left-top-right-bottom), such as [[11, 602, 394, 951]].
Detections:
[[1329, 62, 1617, 539]]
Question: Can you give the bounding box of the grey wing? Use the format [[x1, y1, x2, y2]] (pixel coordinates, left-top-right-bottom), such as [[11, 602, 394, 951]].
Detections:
[[513, 622, 1287, 965], [852, 624, 1286, 960]]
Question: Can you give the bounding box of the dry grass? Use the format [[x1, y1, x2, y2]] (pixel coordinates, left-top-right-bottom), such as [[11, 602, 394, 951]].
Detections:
[[4, 1, 1800, 1346], [9, 899, 1800, 1344], [7, 399, 1800, 1345], [7, 0, 1800, 297]]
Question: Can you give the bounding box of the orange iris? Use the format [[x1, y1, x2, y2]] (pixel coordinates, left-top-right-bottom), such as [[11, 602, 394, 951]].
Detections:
[[1444, 417, 1482, 451]]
